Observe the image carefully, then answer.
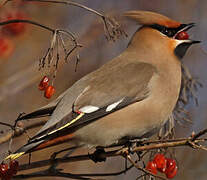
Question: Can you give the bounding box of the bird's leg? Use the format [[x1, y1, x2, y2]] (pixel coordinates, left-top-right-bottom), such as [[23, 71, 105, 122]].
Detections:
[[129, 138, 149, 145], [49, 146, 80, 172], [50, 145, 80, 160], [88, 147, 106, 163], [124, 138, 148, 153], [127, 138, 149, 161]]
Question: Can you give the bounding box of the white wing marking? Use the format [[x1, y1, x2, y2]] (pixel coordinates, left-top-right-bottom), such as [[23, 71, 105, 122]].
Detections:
[[79, 105, 99, 113], [106, 99, 124, 112]]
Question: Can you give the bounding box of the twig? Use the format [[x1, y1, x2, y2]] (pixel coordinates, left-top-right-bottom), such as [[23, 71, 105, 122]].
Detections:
[[0, 18, 81, 76], [14, 169, 92, 180], [0, 122, 14, 129], [22, 0, 127, 41], [0, 0, 9, 7], [192, 128, 207, 141], [14, 165, 134, 179], [0, 19, 54, 33], [0, 119, 47, 145], [25, 0, 103, 17], [16, 129, 207, 172]]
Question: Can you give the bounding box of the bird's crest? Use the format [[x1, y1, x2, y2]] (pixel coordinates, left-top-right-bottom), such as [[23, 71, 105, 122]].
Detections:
[[124, 10, 181, 28]]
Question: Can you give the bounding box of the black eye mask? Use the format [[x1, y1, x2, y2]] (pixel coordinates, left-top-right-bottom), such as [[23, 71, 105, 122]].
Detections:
[[150, 24, 188, 38]]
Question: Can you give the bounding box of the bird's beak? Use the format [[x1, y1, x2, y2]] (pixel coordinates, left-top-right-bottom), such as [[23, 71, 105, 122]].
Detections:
[[174, 23, 201, 44]]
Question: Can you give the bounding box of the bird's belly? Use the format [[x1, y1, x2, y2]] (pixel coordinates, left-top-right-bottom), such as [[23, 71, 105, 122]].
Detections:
[[75, 93, 178, 147]]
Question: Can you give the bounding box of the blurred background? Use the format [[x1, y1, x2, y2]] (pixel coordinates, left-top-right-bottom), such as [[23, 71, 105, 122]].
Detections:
[[0, 0, 206, 179]]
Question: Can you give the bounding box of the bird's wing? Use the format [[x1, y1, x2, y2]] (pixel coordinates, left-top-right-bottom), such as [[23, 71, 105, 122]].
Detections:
[[30, 61, 156, 142]]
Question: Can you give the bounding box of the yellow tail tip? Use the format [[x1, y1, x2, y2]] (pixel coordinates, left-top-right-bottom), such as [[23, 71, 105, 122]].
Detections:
[[5, 152, 25, 160]]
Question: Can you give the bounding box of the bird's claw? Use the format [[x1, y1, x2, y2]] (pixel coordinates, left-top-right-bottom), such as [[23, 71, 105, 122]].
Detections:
[[89, 148, 106, 163]]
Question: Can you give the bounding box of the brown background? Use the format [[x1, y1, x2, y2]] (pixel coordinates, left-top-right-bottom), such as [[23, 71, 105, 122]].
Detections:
[[0, 0, 207, 179]]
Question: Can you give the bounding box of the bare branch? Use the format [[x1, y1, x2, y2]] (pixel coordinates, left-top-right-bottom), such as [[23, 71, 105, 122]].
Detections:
[[192, 128, 207, 141], [15, 128, 207, 172], [0, 19, 55, 33], [0, 0, 10, 7], [0, 122, 14, 129], [14, 165, 134, 179], [0, 119, 47, 145], [23, 0, 127, 41], [24, 0, 104, 17]]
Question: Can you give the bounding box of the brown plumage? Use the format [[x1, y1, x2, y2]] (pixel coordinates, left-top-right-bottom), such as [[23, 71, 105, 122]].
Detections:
[[124, 10, 181, 27], [6, 10, 200, 160]]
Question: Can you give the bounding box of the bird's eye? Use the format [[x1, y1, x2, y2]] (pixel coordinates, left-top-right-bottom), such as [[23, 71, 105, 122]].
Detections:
[[161, 28, 168, 35], [150, 24, 176, 37], [161, 28, 174, 37]]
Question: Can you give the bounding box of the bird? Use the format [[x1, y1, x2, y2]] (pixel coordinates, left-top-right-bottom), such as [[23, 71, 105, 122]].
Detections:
[[6, 10, 200, 160]]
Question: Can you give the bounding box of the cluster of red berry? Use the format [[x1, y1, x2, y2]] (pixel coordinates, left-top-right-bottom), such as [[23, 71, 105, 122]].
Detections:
[[38, 76, 55, 99], [0, 11, 27, 58], [146, 154, 178, 179], [0, 160, 19, 180], [0, 1, 30, 58]]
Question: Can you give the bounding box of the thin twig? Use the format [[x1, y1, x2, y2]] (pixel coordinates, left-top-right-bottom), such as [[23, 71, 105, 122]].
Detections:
[[192, 128, 207, 141], [0, 120, 47, 145], [22, 0, 127, 41], [14, 165, 134, 179], [16, 129, 207, 172], [0, 19, 54, 33], [24, 0, 104, 17], [0, 122, 14, 129]]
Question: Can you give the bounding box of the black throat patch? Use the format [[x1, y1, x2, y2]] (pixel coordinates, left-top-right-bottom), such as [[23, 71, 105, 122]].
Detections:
[[174, 42, 193, 59]]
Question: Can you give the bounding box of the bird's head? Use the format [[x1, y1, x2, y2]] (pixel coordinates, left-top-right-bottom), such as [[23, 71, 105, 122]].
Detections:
[[124, 10, 200, 59]]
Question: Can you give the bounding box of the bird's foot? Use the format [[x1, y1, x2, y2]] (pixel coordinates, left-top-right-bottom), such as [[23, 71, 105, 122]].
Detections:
[[129, 137, 149, 145], [126, 138, 149, 158], [89, 148, 106, 163]]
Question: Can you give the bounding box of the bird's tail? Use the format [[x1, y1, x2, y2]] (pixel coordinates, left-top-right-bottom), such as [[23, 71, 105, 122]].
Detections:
[[18, 106, 56, 121], [5, 140, 42, 160], [5, 133, 75, 160], [5, 106, 56, 160]]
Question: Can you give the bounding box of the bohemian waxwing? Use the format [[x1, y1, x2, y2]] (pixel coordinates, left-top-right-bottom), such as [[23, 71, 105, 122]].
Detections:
[[6, 10, 200, 160]]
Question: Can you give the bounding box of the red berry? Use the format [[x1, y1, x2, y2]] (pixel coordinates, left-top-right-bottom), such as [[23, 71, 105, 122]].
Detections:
[[165, 158, 178, 179], [0, 38, 14, 58], [3, 169, 13, 180], [38, 76, 49, 91], [153, 154, 167, 173], [146, 161, 157, 175], [165, 165, 178, 179], [2, 11, 27, 36], [166, 158, 176, 172], [0, 163, 9, 177], [44, 85, 55, 99], [9, 160, 19, 175], [175, 31, 189, 40]]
